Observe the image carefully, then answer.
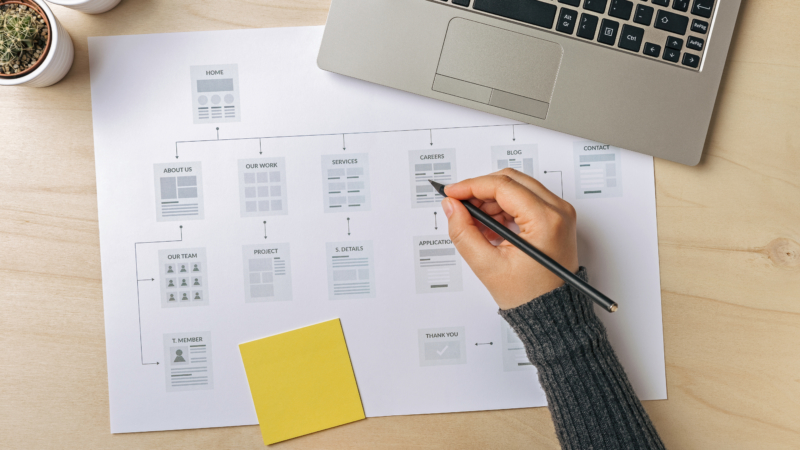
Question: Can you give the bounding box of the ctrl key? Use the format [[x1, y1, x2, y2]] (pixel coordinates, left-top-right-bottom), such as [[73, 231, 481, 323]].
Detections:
[[682, 53, 700, 68]]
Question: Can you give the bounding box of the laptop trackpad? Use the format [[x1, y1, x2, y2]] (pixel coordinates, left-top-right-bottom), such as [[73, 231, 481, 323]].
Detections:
[[433, 18, 563, 119]]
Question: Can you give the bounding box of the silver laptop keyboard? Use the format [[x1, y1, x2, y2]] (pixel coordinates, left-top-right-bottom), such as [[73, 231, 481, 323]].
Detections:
[[432, 0, 716, 71]]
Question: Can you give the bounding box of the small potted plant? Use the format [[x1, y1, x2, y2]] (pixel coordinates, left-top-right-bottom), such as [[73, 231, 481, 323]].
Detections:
[[0, 0, 73, 87]]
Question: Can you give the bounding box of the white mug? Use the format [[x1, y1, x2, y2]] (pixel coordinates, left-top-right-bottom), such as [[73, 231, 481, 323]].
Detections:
[[46, 0, 121, 14]]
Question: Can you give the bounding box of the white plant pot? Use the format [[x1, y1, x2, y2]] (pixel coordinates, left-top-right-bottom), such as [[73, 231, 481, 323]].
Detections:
[[0, 0, 74, 87], [45, 0, 120, 14]]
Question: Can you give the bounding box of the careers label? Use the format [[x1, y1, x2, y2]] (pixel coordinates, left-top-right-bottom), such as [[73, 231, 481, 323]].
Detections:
[[408, 148, 457, 208]]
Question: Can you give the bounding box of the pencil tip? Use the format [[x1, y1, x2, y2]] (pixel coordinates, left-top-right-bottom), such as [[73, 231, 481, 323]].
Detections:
[[610, 304, 618, 313], [428, 180, 446, 197]]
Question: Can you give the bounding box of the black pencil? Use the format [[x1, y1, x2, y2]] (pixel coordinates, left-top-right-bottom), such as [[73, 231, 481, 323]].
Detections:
[[429, 180, 618, 313]]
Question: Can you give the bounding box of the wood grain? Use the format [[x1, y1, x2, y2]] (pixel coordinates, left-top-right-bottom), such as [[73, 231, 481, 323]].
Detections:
[[1, 0, 798, 448]]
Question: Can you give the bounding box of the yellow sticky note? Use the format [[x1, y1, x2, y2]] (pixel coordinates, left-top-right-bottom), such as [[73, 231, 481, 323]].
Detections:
[[239, 319, 365, 445]]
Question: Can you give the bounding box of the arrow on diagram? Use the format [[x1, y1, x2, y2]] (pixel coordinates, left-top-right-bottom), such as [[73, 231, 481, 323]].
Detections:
[[134, 225, 183, 366]]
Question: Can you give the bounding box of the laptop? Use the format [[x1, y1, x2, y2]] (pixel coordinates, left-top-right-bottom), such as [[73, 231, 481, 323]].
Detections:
[[317, 0, 741, 166]]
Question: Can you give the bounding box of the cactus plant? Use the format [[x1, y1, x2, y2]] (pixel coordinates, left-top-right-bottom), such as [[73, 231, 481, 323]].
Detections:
[[0, 3, 47, 75]]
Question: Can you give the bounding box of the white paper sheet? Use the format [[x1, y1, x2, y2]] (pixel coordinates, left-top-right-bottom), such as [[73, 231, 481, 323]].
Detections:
[[88, 26, 665, 434]]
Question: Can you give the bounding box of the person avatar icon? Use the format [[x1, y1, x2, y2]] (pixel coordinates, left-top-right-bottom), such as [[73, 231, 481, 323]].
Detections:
[[194, 292, 201, 300], [181, 279, 188, 287], [181, 293, 189, 301], [167, 265, 174, 273], [168, 293, 176, 302], [193, 264, 200, 272], [173, 349, 185, 363], [168, 280, 175, 288], [180, 264, 187, 273], [193, 278, 200, 286]]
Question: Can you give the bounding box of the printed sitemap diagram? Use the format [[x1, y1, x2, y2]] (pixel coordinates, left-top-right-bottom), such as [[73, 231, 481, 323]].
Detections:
[[89, 26, 665, 434]]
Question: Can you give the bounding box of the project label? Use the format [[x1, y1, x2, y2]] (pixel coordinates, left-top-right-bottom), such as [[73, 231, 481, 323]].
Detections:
[[241, 243, 292, 302]]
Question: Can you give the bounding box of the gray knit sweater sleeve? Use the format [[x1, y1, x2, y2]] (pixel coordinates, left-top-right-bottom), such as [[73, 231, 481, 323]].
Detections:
[[499, 268, 665, 450]]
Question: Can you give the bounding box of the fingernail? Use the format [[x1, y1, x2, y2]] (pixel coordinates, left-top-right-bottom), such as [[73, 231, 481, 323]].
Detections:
[[442, 198, 453, 218]]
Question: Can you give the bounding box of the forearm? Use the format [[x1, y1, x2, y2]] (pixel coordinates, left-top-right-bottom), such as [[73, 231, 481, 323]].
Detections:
[[499, 268, 665, 450]]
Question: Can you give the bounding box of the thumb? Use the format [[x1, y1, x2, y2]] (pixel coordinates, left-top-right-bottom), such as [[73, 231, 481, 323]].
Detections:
[[443, 198, 498, 270]]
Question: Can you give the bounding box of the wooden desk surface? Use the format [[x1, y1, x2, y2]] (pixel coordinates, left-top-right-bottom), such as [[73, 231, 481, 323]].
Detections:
[[1, 0, 798, 448]]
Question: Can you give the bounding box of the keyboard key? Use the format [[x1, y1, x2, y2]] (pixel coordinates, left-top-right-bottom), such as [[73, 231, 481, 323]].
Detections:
[[666, 36, 683, 50], [643, 42, 661, 57], [576, 13, 599, 39], [691, 19, 709, 34], [655, 10, 689, 35], [672, 0, 689, 12], [473, 0, 558, 29], [633, 4, 654, 26], [597, 19, 619, 45], [663, 48, 680, 63], [682, 52, 700, 68], [608, 0, 633, 20], [583, 0, 608, 14], [558, 0, 581, 6], [452, 0, 470, 5], [652, 0, 669, 6], [691, 0, 714, 18], [556, 8, 579, 34], [618, 24, 644, 52], [686, 35, 704, 51]]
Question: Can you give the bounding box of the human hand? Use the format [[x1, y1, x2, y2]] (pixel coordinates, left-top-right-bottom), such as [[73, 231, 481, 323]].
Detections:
[[441, 168, 579, 310]]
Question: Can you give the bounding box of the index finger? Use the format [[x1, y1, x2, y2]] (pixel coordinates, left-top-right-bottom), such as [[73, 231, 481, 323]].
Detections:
[[492, 168, 564, 207], [444, 174, 548, 221]]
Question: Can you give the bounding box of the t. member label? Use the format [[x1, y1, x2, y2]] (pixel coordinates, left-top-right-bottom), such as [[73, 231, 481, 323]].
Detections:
[[163, 331, 213, 392]]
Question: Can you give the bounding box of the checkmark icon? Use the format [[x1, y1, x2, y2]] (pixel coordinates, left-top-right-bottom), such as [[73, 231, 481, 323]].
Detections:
[[436, 345, 448, 356]]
